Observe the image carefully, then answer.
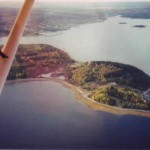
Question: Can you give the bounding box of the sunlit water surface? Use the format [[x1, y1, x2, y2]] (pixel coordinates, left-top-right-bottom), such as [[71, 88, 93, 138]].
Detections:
[[1, 16, 150, 74]]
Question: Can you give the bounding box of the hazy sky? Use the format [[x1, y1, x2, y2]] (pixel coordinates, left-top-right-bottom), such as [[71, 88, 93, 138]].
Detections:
[[0, 0, 150, 2]]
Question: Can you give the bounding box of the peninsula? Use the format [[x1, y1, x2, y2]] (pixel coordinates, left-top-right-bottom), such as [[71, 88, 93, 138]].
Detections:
[[4, 44, 150, 116]]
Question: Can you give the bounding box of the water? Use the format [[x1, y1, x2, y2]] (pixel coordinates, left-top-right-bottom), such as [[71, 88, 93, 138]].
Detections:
[[1, 16, 150, 75], [1, 15, 150, 148], [0, 80, 150, 148]]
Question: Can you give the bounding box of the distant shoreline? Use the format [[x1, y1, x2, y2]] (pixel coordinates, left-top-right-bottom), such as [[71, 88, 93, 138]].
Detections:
[[6, 78, 150, 118]]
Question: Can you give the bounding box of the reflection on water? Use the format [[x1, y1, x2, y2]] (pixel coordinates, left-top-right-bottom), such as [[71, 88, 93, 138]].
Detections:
[[0, 81, 150, 148]]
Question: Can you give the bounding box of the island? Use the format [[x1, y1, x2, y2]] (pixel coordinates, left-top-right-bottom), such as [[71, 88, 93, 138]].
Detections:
[[133, 25, 146, 28], [119, 22, 127, 24], [3, 44, 150, 117]]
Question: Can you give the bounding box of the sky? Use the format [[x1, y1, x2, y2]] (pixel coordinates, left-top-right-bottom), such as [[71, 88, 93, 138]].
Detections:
[[0, 0, 150, 2]]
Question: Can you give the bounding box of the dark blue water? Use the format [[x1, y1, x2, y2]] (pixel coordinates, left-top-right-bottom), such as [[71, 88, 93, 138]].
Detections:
[[0, 80, 150, 149]]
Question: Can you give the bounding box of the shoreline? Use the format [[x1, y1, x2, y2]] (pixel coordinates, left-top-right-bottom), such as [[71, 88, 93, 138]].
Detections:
[[6, 78, 150, 118]]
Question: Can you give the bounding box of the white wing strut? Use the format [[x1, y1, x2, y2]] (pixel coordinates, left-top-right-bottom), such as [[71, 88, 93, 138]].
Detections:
[[0, 0, 35, 94]]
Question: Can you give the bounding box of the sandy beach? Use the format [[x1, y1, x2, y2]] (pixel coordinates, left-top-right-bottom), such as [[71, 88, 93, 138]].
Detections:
[[6, 78, 150, 118]]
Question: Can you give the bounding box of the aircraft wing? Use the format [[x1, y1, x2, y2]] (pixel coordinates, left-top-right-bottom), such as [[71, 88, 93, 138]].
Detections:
[[0, 0, 35, 94]]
